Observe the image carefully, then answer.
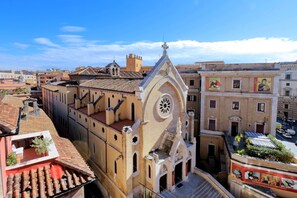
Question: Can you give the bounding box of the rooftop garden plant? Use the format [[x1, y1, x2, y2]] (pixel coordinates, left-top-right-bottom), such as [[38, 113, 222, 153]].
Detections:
[[6, 152, 17, 166], [245, 135, 294, 163], [31, 137, 53, 155]]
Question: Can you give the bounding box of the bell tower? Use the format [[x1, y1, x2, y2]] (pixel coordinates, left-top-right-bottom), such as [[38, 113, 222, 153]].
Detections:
[[126, 54, 142, 72]]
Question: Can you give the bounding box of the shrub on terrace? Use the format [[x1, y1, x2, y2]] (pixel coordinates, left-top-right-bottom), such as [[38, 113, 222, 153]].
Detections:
[[245, 135, 294, 163]]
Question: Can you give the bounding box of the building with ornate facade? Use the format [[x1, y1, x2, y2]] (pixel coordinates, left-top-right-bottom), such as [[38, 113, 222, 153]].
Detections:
[[67, 44, 197, 197], [199, 62, 280, 161]]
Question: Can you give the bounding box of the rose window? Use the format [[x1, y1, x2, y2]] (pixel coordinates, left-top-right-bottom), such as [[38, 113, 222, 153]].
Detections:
[[157, 94, 173, 118]]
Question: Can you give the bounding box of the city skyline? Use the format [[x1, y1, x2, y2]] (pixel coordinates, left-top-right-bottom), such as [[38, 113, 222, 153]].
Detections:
[[1, 0, 297, 70]]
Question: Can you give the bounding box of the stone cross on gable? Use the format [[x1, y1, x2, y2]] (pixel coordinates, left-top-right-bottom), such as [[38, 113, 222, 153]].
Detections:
[[162, 42, 169, 56]]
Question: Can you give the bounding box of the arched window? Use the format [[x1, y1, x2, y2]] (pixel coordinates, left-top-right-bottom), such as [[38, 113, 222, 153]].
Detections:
[[148, 165, 151, 178], [112, 68, 115, 75], [114, 161, 117, 174], [133, 153, 137, 173]]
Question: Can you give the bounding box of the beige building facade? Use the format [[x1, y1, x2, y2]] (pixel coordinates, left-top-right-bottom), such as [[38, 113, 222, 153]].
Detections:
[[199, 63, 280, 161], [277, 61, 297, 120], [43, 46, 197, 198]]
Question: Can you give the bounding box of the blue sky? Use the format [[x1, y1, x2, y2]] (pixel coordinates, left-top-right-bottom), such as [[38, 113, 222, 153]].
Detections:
[[1, 0, 297, 70]]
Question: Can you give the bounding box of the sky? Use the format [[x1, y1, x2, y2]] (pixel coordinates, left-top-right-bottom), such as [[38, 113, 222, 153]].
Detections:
[[1, 0, 297, 70]]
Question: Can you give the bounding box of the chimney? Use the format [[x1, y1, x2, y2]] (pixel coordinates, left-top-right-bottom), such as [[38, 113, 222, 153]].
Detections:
[[23, 101, 29, 113], [33, 101, 40, 116]]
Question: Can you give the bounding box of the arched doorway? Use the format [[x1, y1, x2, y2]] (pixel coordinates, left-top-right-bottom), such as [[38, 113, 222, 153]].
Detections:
[[174, 162, 183, 184], [159, 174, 167, 192]]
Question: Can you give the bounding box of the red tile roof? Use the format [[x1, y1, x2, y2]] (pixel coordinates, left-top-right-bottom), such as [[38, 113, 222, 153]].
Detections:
[[6, 162, 93, 198], [3, 96, 95, 197], [0, 99, 20, 133], [90, 111, 106, 124], [110, 119, 134, 132]]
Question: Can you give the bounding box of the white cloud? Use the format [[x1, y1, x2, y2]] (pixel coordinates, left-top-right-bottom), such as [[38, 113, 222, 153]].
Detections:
[[61, 26, 86, 32], [13, 42, 29, 49], [34, 37, 60, 47], [1, 37, 297, 70]]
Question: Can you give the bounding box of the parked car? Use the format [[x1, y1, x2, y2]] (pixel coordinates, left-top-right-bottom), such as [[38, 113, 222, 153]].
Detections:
[[276, 128, 285, 134], [282, 133, 293, 139], [287, 118, 296, 123], [286, 129, 296, 135]]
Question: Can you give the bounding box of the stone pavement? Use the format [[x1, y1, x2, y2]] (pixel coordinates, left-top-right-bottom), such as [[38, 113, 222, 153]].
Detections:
[[161, 173, 223, 198]]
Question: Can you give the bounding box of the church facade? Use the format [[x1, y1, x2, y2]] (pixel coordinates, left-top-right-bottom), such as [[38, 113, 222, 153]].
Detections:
[[64, 44, 196, 197]]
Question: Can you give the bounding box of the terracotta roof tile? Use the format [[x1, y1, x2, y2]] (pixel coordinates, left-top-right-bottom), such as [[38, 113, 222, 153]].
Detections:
[[0, 99, 20, 133], [6, 163, 94, 198], [5, 96, 96, 197], [54, 137, 95, 177]]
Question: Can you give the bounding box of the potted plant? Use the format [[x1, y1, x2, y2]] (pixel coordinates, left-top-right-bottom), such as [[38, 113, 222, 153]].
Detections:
[[6, 152, 17, 166], [31, 137, 53, 156], [233, 133, 243, 150]]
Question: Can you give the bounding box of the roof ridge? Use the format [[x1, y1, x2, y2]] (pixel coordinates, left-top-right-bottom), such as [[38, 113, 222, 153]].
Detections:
[[54, 158, 95, 177]]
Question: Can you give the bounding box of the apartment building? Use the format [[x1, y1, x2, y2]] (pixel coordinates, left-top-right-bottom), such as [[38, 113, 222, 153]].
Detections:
[[37, 70, 70, 88], [199, 62, 280, 161], [0, 70, 36, 85], [175, 65, 201, 138], [42, 81, 78, 137], [277, 61, 297, 120]]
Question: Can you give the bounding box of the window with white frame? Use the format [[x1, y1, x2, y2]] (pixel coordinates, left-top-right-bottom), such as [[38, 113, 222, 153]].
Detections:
[[257, 103, 265, 112], [232, 101, 240, 110], [232, 79, 241, 89], [187, 95, 196, 102]]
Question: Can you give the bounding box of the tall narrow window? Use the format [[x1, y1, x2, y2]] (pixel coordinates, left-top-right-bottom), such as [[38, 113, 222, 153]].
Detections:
[[210, 100, 216, 108], [285, 90, 290, 96], [131, 103, 135, 121], [108, 98, 111, 108], [133, 153, 137, 173], [148, 165, 151, 179], [114, 161, 117, 174], [285, 74, 291, 80]]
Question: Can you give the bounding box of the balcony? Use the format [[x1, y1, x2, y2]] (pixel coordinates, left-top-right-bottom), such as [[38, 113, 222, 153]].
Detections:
[[6, 131, 59, 170]]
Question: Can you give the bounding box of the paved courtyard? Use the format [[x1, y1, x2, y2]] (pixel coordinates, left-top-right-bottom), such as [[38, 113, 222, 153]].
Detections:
[[161, 173, 223, 198]]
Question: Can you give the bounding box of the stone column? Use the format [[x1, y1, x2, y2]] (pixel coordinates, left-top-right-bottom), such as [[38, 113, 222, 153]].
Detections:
[[200, 75, 206, 131], [122, 126, 133, 197], [188, 111, 195, 143]]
